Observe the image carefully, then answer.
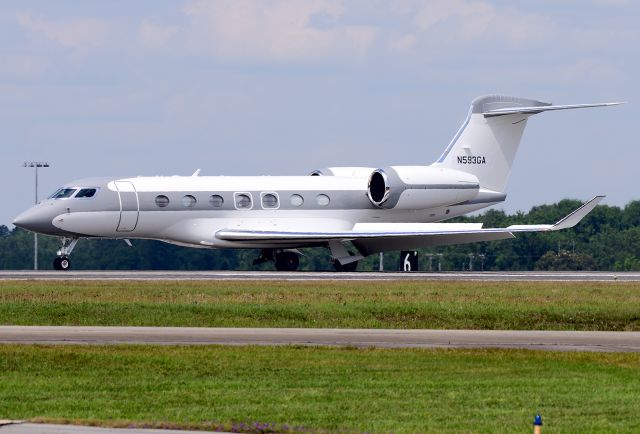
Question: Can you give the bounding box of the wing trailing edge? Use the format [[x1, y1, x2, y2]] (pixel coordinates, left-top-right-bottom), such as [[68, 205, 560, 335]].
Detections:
[[215, 196, 604, 254]]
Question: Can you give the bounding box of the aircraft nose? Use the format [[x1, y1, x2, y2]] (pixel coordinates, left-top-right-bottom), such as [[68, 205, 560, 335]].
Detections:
[[13, 207, 55, 234]]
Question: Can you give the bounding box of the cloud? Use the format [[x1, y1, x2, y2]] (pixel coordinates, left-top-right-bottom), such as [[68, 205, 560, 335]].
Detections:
[[387, 33, 417, 53], [139, 20, 177, 50], [182, 0, 377, 61], [1, 55, 47, 79], [18, 14, 109, 50], [591, 0, 629, 5], [391, 0, 548, 46]]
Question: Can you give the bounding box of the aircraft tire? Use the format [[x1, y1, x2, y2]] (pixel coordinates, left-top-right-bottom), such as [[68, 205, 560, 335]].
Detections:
[[333, 260, 358, 272], [275, 252, 299, 271], [53, 257, 71, 271]]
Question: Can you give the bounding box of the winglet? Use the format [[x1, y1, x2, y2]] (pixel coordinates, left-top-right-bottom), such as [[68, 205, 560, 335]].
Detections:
[[551, 195, 605, 230], [506, 196, 604, 232]]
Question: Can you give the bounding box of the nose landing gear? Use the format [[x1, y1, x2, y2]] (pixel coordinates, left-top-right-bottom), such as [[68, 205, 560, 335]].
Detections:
[[53, 237, 78, 271], [53, 257, 71, 271]]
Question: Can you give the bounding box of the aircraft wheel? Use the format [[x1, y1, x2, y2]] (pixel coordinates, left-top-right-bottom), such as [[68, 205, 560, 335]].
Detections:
[[53, 257, 71, 271], [333, 260, 358, 272], [275, 252, 299, 271]]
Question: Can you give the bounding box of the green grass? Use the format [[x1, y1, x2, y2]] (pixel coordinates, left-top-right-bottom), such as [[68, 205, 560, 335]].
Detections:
[[1, 280, 640, 330], [1, 345, 639, 433]]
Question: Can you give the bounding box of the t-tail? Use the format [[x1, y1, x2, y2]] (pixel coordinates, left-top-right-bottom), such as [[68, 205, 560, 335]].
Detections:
[[432, 95, 622, 194]]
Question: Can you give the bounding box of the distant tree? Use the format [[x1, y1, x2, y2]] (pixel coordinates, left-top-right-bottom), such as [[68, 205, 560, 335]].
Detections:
[[1, 200, 640, 271], [622, 201, 640, 229], [614, 256, 640, 271], [534, 250, 597, 271]]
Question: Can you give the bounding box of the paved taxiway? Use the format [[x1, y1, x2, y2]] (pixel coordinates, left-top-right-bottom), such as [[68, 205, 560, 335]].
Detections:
[[1, 270, 640, 281], [1, 326, 639, 352]]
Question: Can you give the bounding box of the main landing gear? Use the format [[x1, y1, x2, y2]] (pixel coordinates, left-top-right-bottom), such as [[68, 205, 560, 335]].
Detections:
[[332, 259, 358, 272], [327, 240, 362, 272], [275, 251, 299, 271], [254, 249, 300, 271], [253, 246, 361, 272], [53, 237, 78, 271]]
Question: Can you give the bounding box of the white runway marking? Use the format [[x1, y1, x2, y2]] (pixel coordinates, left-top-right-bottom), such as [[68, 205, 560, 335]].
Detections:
[[1, 326, 639, 352]]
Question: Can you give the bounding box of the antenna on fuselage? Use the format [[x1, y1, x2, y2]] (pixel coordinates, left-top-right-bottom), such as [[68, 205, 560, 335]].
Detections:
[[192, 169, 201, 176]]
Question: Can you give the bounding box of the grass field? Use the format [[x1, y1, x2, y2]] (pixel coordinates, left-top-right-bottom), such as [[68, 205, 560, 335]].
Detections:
[[1, 344, 639, 433], [1, 280, 639, 330]]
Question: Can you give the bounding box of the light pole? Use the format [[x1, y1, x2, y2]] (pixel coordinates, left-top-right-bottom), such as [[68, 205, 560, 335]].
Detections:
[[23, 162, 49, 270]]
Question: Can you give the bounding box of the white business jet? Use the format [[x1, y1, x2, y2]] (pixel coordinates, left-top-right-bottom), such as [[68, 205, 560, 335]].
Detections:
[[13, 95, 620, 271]]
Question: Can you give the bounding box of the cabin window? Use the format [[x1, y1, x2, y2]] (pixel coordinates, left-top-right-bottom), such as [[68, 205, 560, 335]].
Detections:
[[235, 193, 252, 209], [182, 195, 197, 208], [261, 193, 279, 209], [290, 194, 304, 207], [316, 194, 330, 206], [50, 188, 77, 199], [76, 188, 97, 199], [155, 195, 170, 208], [210, 195, 224, 208]]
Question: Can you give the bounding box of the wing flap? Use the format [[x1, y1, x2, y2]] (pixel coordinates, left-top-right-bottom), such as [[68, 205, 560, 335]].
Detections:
[[352, 231, 515, 256]]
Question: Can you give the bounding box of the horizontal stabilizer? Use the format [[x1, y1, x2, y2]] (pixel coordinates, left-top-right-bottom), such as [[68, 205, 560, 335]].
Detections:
[[484, 102, 623, 118]]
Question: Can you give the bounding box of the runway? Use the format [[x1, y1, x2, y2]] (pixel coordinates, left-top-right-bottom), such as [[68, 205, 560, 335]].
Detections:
[[1, 270, 639, 281], [1, 326, 639, 352]]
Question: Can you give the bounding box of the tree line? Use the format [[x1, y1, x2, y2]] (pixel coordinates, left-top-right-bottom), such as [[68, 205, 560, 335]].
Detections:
[[1, 199, 639, 271]]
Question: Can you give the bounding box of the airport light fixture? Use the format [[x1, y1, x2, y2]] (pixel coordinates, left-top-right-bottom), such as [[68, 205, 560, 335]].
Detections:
[[23, 161, 50, 270]]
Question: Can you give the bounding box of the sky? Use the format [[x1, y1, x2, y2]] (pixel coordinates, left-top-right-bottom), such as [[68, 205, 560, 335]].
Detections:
[[1, 0, 638, 226]]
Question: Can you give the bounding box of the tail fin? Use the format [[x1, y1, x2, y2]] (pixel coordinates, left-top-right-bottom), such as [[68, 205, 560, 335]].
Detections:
[[432, 95, 621, 193], [433, 95, 548, 193]]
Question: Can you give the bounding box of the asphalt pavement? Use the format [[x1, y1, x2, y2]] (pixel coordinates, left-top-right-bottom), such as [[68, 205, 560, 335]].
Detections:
[[1, 326, 638, 352], [1, 270, 639, 281]]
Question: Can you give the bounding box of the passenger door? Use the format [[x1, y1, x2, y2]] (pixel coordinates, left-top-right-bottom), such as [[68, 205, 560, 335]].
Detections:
[[114, 181, 139, 232]]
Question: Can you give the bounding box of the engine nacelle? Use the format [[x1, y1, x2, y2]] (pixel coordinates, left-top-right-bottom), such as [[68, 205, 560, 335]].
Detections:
[[367, 166, 480, 209], [310, 167, 376, 177]]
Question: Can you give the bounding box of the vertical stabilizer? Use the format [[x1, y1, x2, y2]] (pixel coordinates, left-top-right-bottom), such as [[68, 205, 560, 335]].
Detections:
[[433, 95, 550, 193]]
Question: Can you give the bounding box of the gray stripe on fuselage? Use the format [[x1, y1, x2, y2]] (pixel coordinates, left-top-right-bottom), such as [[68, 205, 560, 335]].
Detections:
[[136, 190, 373, 212], [136, 185, 477, 212], [51, 177, 481, 214], [456, 194, 507, 205], [406, 183, 478, 190]]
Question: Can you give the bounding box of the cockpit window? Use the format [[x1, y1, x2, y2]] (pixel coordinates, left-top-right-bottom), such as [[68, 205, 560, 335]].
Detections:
[[49, 188, 77, 199], [76, 188, 97, 198]]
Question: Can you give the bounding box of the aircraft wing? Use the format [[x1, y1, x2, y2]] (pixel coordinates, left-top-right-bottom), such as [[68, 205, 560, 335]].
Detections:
[[216, 196, 604, 255]]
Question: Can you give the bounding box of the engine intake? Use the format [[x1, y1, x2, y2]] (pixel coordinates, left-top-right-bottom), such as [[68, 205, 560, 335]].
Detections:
[[367, 169, 390, 206]]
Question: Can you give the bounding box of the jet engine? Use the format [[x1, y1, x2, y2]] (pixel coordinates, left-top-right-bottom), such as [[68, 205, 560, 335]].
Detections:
[[367, 166, 480, 209]]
